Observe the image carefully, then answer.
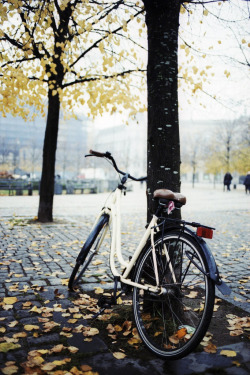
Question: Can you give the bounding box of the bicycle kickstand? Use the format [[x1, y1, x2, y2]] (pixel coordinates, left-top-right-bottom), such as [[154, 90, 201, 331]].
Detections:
[[92, 277, 122, 320]]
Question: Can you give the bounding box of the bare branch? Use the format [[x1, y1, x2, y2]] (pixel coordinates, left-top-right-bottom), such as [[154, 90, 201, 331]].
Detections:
[[62, 68, 146, 88]]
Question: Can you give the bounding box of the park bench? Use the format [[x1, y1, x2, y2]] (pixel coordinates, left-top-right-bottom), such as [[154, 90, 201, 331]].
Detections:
[[0, 179, 33, 196], [66, 179, 97, 194]]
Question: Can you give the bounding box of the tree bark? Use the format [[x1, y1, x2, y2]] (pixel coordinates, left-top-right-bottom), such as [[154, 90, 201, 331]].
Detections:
[[143, 0, 181, 222], [38, 90, 60, 222]]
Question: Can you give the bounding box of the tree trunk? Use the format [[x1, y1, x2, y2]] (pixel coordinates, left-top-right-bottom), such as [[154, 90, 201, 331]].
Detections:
[[143, 0, 181, 221], [38, 91, 60, 222]]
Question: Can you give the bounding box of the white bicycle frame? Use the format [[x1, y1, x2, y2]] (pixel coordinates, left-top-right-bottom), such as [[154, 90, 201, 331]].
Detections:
[[90, 186, 175, 294]]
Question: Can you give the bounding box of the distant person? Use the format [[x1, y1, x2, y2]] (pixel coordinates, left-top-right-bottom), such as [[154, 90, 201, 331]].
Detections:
[[223, 172, 233, 191], [243, 172, 250, 194]]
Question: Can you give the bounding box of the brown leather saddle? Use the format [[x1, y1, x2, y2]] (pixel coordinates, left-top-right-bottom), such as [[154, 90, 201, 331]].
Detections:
[[153, 189, 186, 206]]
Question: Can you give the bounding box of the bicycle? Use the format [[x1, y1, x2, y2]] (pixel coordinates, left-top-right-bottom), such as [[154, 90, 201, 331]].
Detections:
[[68, 150, 231, 360]]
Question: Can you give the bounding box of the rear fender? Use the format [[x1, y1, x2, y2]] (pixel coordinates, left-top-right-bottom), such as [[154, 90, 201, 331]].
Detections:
[[184, 227, 231, 296]]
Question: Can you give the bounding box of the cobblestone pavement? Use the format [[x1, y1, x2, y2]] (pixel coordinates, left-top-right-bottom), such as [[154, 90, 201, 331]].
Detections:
[[0, 187, 249, 374]]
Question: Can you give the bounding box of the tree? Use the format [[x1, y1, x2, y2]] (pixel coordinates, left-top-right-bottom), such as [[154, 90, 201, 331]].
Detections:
[[205, 117, 250, 177], [143, 0, 180, 220], [232, 116, 250, 174], [142, 0, 249, 220], [0, 0, 146, 222]]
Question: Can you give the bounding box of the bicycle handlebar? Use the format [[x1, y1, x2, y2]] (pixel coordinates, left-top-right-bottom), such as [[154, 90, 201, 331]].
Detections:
[[86, 150, 147, 182]]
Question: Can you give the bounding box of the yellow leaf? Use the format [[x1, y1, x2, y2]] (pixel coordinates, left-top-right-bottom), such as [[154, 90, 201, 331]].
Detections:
[[3, 297, 18, 305], [0, 327, 6, 333], [68, 319, 78, 324], [8, 321, 18, 328], [1, 365, 19, 375], [51, 344, 65, 353], [41, 363, 56, 371], [61, 278, 69, 285], [92, 259, 103, 266], [232, 361, 241, 367], [13, 332, 27, 338], [68, 346, 79, 353], [24, 324, 40, 331], [0, 342, 21, 353], [73, 314, 82, 319], [29, 356, 44, 366], [83, 327, 99, 337], [127, 337, 141, 345], [52, 358, 71, 366], [185, 291, 198, 299], [180, 5, 186, 14], [203, 9, 209, 16], [94, 287, 104, 294], [114, 325, 123, 332], [220, 350, 237, 357], [113, 352, 126, 359]]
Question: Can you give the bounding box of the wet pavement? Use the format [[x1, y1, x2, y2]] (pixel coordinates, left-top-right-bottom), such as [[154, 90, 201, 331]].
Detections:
[[0, 184, 249, 374]]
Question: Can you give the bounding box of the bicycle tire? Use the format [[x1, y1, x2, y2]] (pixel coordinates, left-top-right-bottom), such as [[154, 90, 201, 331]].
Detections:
[[68, 214, 109, 290], [133, 230, 215, 359]]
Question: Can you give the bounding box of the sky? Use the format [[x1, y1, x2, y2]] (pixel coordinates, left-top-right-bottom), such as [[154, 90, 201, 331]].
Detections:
[[178, 0, 250, 122], [92, 0, 250, 129]]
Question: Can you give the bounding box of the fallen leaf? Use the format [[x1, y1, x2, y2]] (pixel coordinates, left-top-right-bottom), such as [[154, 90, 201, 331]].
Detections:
[[232, 360, 241, 367], [68, 346, 79, 353], [13, 332, 27, 338], [3, 297, 18, 305], [81, 364, 92, 372], [185, 291, 198, 299], [204, 342, 217, 353], [51, 344, 65, 353], [83, 327, 99, 337], [113, 352, 126, 359], [0, 343, 21, 353], [169, 335, 179, 344], [177, 327, 187, 339], [127, 337, 141, 345], [8, 321, 18, 328], [114, 325, 123, 332], [229, 330, 244, 336], [220, 350, 237, 357], [94, 287, 104, 295], [1, 364, 19, 375], [24, 324, 40, 331], [92, 259, 103, 266], [61, 278, 69, 285]]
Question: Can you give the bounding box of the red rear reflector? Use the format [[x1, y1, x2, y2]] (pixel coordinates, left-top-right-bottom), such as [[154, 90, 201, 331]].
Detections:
[[197, 227, 213, 239]]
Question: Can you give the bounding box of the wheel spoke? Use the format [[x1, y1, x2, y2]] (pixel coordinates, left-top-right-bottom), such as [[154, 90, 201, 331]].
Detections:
[[133, 232, 215, 359]]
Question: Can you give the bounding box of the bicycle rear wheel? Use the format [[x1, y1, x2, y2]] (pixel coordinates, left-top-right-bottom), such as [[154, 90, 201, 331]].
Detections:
[[133, 231, 215, 359], [68, 214, 109, 290]]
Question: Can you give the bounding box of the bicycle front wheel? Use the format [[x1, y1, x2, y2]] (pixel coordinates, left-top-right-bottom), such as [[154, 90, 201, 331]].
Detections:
[[68, 214, 109, 290], [133, 231, 215, 359]]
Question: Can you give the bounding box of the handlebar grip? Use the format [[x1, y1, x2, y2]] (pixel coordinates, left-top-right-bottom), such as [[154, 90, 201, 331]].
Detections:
[[89, 150, 107, 157]]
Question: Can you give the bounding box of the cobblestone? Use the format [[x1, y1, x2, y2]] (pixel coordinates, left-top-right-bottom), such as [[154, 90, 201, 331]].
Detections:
[[0, 188, 249, 373]]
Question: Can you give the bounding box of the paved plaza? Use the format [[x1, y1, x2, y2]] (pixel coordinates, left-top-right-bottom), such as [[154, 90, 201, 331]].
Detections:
[[0, 183, 249, 374]]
